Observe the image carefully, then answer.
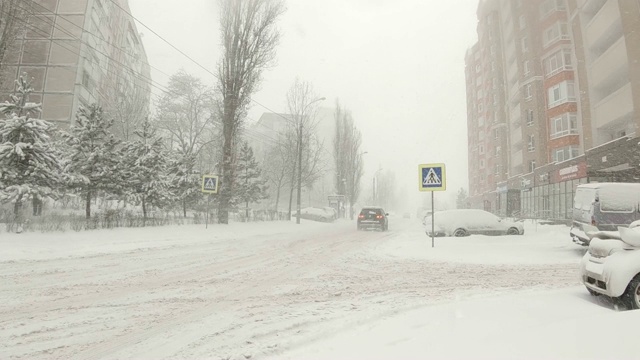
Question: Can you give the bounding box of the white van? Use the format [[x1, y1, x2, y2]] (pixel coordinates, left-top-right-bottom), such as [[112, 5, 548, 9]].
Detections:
[[571, 183, 640, 246]]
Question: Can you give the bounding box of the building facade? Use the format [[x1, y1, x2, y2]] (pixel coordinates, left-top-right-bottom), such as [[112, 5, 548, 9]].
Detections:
[[1, 0, 150, 130], [467, 0, 640, 219]]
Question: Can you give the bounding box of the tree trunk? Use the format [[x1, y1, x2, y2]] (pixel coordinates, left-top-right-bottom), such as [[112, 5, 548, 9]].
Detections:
[[85, 189, 92, 219], [287, 159, 297, 221], [13, 194, 23, 232], [218, 109, 234, 224], [274, 178, 282, 212], [245, 200, 249, 220], [142, 196, 147, 219], [183, 199, 187, 218]]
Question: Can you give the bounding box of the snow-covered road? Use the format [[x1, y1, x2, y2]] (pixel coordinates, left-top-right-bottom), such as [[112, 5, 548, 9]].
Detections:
[[0, 218, 583, 359]]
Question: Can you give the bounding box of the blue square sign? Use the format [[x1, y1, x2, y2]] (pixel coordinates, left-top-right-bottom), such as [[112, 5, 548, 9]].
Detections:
[[419, 163, 446, 191]]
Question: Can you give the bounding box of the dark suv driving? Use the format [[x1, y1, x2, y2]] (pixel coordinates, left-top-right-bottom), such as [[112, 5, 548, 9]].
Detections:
[[357, 207, 389, 231]]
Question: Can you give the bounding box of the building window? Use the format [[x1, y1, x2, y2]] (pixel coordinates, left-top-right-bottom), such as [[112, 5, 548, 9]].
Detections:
[[480, 159, 485, 168], [526, 109, 534, 126], [82, 70, 91, 90], [547, 80, 576, 108], [475, 63, 481, 72], [525, 84, 533, 100], [544, 48, 573, 77], [519, 15, 526, 29], [478, 116, 485, 126], [476, 76, 483, 87], [523, 60, 531, 75], [495, 163, 501, 176], [552, 145, 579, 162], [540, 0, 566, 19], [521, 36, 529, 52], [543, 22, 569, 47], [478, 102, 484, 113], [495, 146, 501, 158], [550, 113, 578, 139], [527, 134, 535, 152], [479, 144, 485, 154], [491, 61, 496, 71], [494, 128, 499, 140], [529, 160, 536, 173], [493, 93, 498, 105]]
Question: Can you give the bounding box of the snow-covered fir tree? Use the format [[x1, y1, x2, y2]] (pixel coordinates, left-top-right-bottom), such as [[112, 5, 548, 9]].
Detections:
[[236, 141, 268, 218], [121, 118, 172, 219], [64, 104, 122, 219], [167, 151, 200, 218], [0, 75, 63, 227]]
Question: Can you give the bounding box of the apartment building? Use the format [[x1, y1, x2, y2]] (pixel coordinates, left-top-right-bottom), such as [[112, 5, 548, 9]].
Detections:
[[1, 0, 150, 132], [467, 0, 640, 219]]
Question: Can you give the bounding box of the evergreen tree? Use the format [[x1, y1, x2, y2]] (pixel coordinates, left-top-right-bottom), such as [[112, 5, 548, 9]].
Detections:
[[236, 141, 268, 218], [0, 75, 62, 227], [64, 104, 122, 219], [167, 150, 201, 218], [121, 118, 172, 219], [456, 187, 469, 209]]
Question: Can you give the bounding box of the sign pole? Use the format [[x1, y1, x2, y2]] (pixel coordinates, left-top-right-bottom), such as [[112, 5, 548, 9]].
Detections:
[[431, 191, 435, 248], [206, 194, 210, 229]]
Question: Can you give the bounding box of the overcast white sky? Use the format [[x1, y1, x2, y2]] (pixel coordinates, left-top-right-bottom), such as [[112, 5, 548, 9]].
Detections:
[[128, 0, 479, 208]]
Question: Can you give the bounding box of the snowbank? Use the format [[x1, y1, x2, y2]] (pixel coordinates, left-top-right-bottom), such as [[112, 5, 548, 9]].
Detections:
[[376, 221, 583, 265]]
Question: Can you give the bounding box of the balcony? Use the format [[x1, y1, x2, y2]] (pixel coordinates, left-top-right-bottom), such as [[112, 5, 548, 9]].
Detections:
[[589, 36, 628, 96], [593, 82, 633, 129], [586, 0, 622, 57]]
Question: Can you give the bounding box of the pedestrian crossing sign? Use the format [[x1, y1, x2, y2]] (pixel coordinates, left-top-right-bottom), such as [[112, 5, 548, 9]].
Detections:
[[202, 175, 219, 194], [419, 163, 446, 191]]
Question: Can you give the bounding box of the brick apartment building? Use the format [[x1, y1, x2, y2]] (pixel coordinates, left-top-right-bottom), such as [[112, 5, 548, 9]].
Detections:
[[1, 0, 150, 132], [466, 0, 640, 219]]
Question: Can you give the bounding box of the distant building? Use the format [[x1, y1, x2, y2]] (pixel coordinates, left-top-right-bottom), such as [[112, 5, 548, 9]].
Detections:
[[466, 0, 640, 220], [1, 0, 151, 129]]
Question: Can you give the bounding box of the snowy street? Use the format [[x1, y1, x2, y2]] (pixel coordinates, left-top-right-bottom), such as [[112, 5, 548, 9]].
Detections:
[[2, 218, 586, 359]]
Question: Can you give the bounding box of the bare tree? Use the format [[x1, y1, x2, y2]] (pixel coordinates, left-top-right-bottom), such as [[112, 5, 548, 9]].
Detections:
[[156, 70, 217, 156], [262, 130, 295, 212], [333, 100, 365, 219], [216, 0, 285, 224], [0, 0, 31, 89], [285, 78, 325, 222], [108, 81, 150, 142]]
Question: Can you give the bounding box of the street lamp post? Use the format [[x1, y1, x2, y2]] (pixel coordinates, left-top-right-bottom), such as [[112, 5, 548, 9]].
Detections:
[[296, 96, 326, 224], [373, 168, 383, 205]]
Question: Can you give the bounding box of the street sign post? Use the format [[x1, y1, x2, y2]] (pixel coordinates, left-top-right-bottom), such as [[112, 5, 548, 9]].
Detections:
[[202, 175, 219, 228], [418, 164, 447, 248]]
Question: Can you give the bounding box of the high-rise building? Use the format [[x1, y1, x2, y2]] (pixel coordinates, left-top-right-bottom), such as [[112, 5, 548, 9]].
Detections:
[[1, 0, 150, 132], [466, 0, 640, 220]]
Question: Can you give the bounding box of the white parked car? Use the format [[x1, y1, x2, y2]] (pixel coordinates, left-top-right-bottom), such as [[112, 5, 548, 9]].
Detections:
[[423, 209, 524, 237], [580, 221, 640, 309]]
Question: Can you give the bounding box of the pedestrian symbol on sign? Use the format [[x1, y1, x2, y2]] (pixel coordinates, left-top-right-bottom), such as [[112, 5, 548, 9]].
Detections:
[[201, 175, 219, 194], [423, 168, 441, 185]]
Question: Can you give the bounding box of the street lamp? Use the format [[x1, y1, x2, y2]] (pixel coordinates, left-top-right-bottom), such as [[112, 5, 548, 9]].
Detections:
[[296, 96, 326, 224], [373, 168, 383, 205]]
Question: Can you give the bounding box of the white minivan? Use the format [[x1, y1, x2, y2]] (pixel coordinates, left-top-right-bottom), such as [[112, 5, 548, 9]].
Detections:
[[571, 183, 640, 246]]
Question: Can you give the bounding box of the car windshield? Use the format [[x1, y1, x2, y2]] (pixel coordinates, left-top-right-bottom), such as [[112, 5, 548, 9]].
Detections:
[[1, 0, 638, 359]]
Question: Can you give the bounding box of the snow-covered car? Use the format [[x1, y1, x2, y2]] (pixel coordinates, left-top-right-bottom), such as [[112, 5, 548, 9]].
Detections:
[[423, 209, 524, 237], [299, 207, 336, 222], [580, 221, 640, 309], [357, 207, 389, 231]]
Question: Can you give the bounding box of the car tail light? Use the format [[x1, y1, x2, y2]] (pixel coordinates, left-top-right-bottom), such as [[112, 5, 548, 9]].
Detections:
[[376, 215, 384, 219], [358, 214, 364, 219], [591, 216, 597, 226]]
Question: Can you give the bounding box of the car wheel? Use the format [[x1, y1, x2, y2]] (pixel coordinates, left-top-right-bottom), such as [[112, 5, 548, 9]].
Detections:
[[586, 287, 600, 296], [507, 227, 520, 235], [620, 274, 640, 310], [453, 228, 468, 237]]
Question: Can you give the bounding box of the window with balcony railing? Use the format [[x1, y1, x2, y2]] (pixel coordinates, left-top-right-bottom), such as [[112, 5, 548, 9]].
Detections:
[[527, 134, 535, 152], [547, 80, 575, 108], [550, 113, 578, 139], [544, 48, 573, 77], [540, 0, 566, 19], [543, 22, 569, 48], [552, 145, 579, 162]]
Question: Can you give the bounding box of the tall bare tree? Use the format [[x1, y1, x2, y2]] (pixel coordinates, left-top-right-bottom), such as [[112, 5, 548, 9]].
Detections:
[[285, 78, 325, 222], [333, 100, 365, 219], [108, 81, 151, 142], [216, 0, 285, 224], [156, 70, 217, 157], [0, 0, 31, 89], [262, 130, 295, 212]]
